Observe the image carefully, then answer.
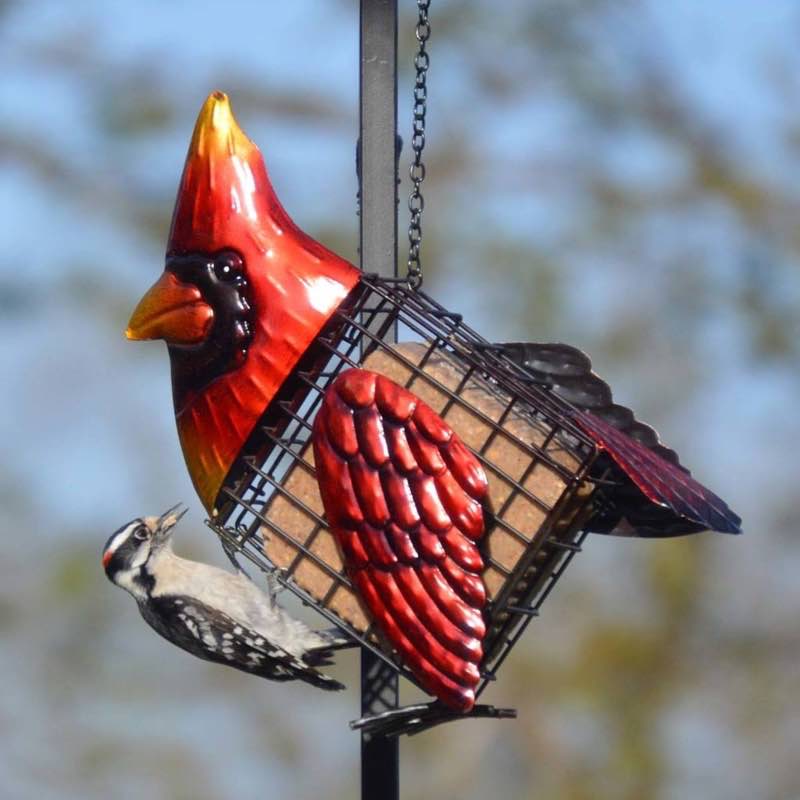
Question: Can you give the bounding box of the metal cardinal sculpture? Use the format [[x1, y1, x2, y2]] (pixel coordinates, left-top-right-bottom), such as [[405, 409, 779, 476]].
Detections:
[[126, 92, 740, 716], [126, 91, 360, 511]]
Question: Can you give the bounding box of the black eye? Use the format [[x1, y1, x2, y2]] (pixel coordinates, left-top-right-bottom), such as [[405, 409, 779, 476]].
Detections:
[[214, 252, 243, 282], [214, 262, 233, 280], [133, 525, 149, 541]]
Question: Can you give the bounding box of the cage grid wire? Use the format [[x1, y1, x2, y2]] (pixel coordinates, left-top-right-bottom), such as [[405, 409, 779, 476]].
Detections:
[[208, 273, 606, 703]]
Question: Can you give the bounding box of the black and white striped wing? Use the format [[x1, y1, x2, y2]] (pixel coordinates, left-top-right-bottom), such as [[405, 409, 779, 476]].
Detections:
[[139, 595, 344, 691]]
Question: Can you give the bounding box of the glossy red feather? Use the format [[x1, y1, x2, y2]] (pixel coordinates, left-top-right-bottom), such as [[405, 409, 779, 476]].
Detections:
[[313, 369, 489, 711]]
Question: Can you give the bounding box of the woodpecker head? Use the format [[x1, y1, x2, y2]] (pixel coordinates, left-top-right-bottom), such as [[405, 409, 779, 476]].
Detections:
[[125, 91, 360, 513], [102, 504, 187, 600]]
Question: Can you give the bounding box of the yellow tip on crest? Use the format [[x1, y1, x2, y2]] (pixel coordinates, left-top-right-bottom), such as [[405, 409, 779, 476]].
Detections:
[[189, 91, 256, 158]]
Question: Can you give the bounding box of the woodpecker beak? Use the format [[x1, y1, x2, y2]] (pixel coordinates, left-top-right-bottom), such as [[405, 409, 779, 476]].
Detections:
[[155, 503, 188, 539], [126, 271, 213, 345]]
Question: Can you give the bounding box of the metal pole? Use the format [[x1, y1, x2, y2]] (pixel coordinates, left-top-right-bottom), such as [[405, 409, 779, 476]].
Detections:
[[359, 1, 400, 798]]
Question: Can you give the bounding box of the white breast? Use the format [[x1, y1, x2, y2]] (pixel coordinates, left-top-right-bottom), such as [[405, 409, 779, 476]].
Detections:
[[148, 549, 330, 657]]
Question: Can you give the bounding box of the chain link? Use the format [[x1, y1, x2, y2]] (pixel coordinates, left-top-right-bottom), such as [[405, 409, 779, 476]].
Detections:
[[406, 0, 430, 290]]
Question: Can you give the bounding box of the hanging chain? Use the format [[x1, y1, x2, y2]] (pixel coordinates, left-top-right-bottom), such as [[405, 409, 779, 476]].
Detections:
[[406, 0, 430, 290]]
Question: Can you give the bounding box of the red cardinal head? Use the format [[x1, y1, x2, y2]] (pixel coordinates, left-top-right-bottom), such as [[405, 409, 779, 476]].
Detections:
[[127, 92, 360, 512]]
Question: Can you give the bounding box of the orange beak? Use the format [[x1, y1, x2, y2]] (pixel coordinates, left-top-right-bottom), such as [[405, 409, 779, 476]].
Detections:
[[126, 271, 213, 345]]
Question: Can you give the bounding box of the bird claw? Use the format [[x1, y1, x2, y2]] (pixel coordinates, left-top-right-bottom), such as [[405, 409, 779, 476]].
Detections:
[[211, 521, 290, 601], [220, 533, 250, 576], [265, 568, 285, 602]]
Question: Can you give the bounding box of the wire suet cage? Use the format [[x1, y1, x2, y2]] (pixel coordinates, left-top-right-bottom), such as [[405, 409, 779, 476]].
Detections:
[[207, 272, 607, 733]]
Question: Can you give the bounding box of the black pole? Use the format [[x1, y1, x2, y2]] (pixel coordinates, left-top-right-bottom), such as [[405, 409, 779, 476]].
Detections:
[[358, 1, 400, 799]]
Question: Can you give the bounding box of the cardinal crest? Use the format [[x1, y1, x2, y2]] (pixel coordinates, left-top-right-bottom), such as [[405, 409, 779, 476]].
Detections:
[[127, 93, 740, 734]]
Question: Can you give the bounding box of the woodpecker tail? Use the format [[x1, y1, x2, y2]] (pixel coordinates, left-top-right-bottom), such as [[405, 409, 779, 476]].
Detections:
[[299, 667, 346, 692], [303, 627, 354, 673]]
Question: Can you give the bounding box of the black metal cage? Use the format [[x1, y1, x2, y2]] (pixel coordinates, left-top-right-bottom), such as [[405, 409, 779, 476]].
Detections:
[[207, 274, 603, 710]]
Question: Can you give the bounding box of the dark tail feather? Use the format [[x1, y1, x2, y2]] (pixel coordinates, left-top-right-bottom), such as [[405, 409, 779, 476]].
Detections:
[[573, 409, 741, 535], [300, 629, 354, 686], [495, 341, 742, 537], [302, 669, 346, 692]]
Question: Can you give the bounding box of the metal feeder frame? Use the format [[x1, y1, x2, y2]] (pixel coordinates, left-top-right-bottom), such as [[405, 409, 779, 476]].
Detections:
[[208, 273, 606, 724]]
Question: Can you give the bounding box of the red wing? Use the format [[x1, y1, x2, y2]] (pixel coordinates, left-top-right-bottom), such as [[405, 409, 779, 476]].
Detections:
[[313, 369, 489, 712], [573, 409, 741, 534]]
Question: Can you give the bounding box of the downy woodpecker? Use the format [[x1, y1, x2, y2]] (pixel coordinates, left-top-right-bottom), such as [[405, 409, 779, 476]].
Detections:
[[102, 504, 345, 690]]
